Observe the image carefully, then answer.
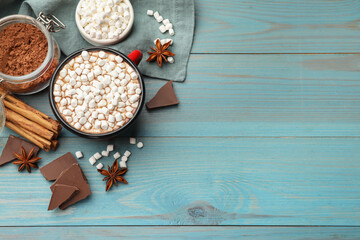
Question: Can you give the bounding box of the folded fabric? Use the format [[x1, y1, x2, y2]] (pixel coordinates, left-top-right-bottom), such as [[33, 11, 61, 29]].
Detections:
[[19, 0, 195, 82]]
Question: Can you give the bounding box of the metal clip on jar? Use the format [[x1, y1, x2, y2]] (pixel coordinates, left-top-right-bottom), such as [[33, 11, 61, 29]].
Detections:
[[0, 13, 65, 95]]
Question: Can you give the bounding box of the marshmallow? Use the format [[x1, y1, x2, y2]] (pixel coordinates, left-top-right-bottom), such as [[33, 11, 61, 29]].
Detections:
[[154, 11, 160, 18], [107, 144, 114, 152], [121, 156, 128, 162], [125, 112, 133, 118], [167, 56, 175, 64], [113, 152, 121, 159], [75, 151, 83, 159], [119, 161, 127, 168], [124, 150, 131, 157], [81, 51, 90, 60], [165, 23, 173, 30], [137, 142, 144, 149], [101, 120, 108, 130], [96, 163, 104, 169], [94, 152, 102, 160], [163, 19, 170, 25], [156, 16, 163, 23], [169, 28, 175, 36], [102, 150, 109, 157], [159, 25, 167, 33], [89, 156, 96, 165], [147, 10, 154, 16]]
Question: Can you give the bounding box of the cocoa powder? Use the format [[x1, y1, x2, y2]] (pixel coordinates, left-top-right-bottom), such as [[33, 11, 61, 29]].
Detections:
[[0, 23, 48, 76]]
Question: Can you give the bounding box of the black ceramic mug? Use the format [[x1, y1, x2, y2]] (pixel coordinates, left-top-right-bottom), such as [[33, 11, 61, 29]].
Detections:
[[49, 47, 145, 139]]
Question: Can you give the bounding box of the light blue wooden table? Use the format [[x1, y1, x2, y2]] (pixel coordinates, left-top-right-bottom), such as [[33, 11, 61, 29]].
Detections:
[[1, 0, 360, 239]]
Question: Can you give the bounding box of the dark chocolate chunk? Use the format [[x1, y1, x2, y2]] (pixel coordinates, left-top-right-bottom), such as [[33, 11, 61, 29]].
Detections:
[[50, 163, 91, 210], [146, 81, 179, 109], [40, 152, 77, 181], [48, 184, 79, 211], [0, 135, 40, 166]]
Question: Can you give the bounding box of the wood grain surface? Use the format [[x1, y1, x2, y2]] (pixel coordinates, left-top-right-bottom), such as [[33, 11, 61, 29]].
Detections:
[[0, 227, 360, 239], [0, 0, 360, 239]]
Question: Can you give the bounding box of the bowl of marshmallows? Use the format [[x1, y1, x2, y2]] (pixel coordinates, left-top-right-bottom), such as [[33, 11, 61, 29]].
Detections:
[[75, 0, 134, 45]]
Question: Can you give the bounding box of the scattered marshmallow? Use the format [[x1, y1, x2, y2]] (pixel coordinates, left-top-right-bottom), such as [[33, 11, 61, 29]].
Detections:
[[147, 10, 153, 16], [159, 25, 167, 33], [102, 150, 109, 157], [124, 150, 131, 157], [113, 152, 121, 159], [107, 144, 114, 152], [129, 137, 136, 144], [121, 156, 128, 162], [89, 156, 96, 165], [75, 151, 83, 159], [94, 152, 102, 160], [96, 163, 104, 169], [169, 28, 175, 36], [137, 142, 144, 149], [167, 57, 174, 64], [119, 161, 127, 168]]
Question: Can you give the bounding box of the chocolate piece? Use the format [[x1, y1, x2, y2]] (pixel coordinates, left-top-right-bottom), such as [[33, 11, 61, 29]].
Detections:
[[50, 163, 91, 210], [0, 135, 40, 166], [40, 152, 77, 181], [146, 81, 179, 109], [48, 184, 79, 211]]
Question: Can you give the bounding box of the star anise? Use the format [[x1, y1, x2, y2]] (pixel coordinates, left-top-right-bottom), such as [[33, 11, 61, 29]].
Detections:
[[98, 159, 128, 192], [13, 147, 41, 173], [147, 39, 175, 67]]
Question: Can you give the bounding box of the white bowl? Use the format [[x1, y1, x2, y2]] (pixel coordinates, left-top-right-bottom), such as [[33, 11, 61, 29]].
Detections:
[[75, 0, 134, 46]]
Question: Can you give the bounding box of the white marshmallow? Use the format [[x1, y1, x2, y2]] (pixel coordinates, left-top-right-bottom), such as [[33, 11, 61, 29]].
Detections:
[[119, 161, 127, 168], [147, 10, 153, 16], [94, 152, 102, 160], [169, 28, 175, 36], [137, 142, 144, 149], [168, 57, 175, 64], [102, 150, 109, 157], [163, 19, 170, 25], [165, 23, 173, 30], [159, 25, 167, 33], [107, 144, 114, 152], [125, 112, 133, 118], [96, 163, 104, 169], [101, 120, 108, 130], [121, 151, 130, 158], [154, 11, 160, 18], [75, 151, 83, 159], [121, 156, 128, 162], [89, 156, 96, 165], [129, 138, 136, 144], [81, 51, 90, 61], [113, 152, 121, 159], [156, 16, 163, 23]]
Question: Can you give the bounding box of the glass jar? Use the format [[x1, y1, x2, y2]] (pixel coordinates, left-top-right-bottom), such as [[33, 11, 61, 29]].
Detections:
[[0, 14, 64, 95]]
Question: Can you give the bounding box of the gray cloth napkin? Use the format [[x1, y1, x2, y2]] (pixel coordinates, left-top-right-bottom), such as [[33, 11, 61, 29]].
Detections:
[[19, 0, 195, 82]]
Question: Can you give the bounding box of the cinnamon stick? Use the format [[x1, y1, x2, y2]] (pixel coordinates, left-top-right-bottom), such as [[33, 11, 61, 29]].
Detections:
[[5, 121, 51, 151], [51, 140, 59, 151], [3, 98, 61, 133], [5, 108, 56, 141], [0, 87, 61, 133]]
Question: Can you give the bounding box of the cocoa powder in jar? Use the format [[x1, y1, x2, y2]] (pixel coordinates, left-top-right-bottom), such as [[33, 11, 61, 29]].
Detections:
[[0, 23, 58, 93]]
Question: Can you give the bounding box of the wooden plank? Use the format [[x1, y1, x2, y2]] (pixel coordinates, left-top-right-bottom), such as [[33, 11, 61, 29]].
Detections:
[[0, 226, 360, 239], [1, 1, 360, 53], [0, 137, 359, 226], [193, 0, 360, 53], [2, 54, 360, 137]]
